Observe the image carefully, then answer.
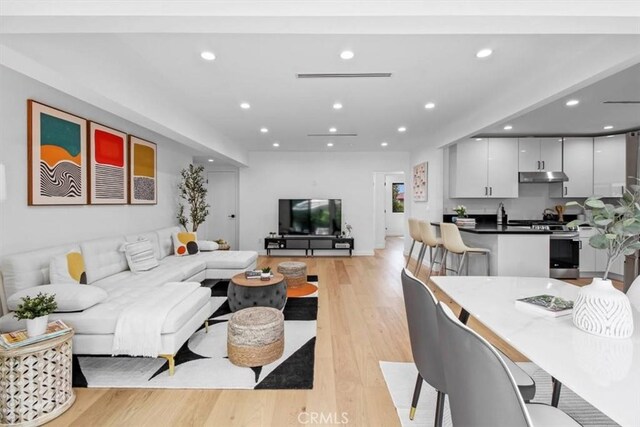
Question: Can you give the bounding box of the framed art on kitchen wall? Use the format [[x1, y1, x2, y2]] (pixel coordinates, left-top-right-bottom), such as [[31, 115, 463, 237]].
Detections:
[[89, 122, 128, 204], [412, 162, 428, 202], [28, 100, 88, 205], [128, 136, 157, 204]]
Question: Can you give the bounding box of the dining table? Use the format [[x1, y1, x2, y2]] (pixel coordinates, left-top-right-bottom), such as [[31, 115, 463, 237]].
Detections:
[[431, 275, 640, 427]]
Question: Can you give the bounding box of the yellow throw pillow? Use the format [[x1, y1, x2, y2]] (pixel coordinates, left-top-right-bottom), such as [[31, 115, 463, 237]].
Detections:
[[172, 232, 199, 256], [49, 249, 87, 284]]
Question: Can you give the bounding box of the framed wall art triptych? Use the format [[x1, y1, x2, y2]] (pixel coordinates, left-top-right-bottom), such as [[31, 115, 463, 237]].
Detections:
[[128, 136, 157, 205], [89, 122, 128, 204], [28, 100, 88, 205]]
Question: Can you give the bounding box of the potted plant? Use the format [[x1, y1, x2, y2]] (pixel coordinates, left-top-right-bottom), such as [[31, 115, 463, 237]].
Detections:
[[177, 164, 210, 233], [453, 205, 467, 220], [14, 292, 57, 337], [566, 183, 640, 338], [261, 267, 272, 281]]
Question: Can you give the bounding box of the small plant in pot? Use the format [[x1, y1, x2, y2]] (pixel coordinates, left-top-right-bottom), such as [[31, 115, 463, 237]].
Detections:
[[14, 292, 57, 337], [261, 267, 272, 281], [452, 205, 467, 221], [566, 182, 640, 338]]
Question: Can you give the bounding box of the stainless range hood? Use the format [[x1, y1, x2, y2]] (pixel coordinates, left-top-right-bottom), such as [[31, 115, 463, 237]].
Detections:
[[519, 171, 569, 183]]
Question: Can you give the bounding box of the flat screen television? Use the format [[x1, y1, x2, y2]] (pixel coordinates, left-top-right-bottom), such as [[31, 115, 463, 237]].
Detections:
[[278, 199, 342, 236]]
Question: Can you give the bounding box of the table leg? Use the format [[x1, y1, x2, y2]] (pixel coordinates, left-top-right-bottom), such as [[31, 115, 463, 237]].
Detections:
[[458, 308, 470, 324], [551, 377, 562, 407]]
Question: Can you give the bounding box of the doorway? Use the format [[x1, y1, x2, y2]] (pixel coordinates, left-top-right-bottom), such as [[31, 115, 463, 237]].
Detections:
[[385, 174, 405, 236], [204, 171, 238, 249]]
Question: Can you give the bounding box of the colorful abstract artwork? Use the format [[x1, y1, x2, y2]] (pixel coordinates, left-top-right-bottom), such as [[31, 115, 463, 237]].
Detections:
[[89, 122, 128, 204], [28, 100, 87, 205], [412, 162, 428, 202], [129, 136, 157, 204]]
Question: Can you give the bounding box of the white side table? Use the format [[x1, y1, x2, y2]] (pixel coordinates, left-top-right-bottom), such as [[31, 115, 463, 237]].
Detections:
[[0, 331, 75, 426]]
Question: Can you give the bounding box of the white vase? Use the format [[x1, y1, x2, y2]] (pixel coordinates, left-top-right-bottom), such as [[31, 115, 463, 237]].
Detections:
[[572, 278, 634, 339], [26, 315, 48, 337]]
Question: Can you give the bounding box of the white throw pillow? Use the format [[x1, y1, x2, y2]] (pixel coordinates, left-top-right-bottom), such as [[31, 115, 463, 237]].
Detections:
[[198, 240, 219, 251], [121, 239, 159, 273], [8, 284, 108, 312]]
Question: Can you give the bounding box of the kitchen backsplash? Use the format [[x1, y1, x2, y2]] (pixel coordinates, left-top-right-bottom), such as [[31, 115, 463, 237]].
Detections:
[[445, 183, 588, 220]]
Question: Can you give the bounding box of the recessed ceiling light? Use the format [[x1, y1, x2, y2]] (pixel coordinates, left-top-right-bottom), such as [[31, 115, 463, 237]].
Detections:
[[329, 127, 337, 133], [603, 125, 613, 130], [260, 127, 269, 133], [425, 102, 436, 109], [476, 48, 493, 58], [333, 102, 343, 110], [398, 126, 407, 133], [200, 51, 216, 61], [272, 142, 280, 147], [503, 125, 513, 130], [340, 50, 354, 60], [240, 102, 251, 109], [607, 135, 615, 138], [475, 138, 483, 141], [381, 142, 388, 147], [565, 99, 580, 107], [327, 142, 334, 147], [208, 158, 214, 162]]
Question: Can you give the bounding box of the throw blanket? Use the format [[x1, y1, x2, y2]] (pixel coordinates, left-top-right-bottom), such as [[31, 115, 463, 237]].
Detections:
[[112, 282, 201, 357]]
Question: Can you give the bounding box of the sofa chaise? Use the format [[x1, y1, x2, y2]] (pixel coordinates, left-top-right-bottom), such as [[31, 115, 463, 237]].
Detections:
[[0, 226, 258, 374]]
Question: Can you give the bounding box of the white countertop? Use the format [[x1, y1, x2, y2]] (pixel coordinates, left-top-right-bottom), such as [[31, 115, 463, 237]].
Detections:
[[432, 276, 639, 427]]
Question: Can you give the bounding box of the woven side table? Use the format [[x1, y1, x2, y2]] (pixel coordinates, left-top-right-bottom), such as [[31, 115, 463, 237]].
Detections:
[[277, 262, 307, 289], [227, 307, 284, 367], [0, 332, 75, 427]]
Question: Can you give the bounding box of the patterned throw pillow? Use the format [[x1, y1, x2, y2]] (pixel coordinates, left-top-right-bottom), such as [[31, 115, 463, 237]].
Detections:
[[172, 232, 199, 256], [49, 249, 87, 284], [121, 239, 159, 273]]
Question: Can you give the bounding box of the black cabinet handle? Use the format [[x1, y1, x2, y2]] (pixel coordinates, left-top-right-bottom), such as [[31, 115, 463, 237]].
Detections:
[[489, 187, 492, 196], [542, 160, 545, 170], [564, 187, 567, 196], [537, 160, 541, 170], [228, 214, 236, 218]]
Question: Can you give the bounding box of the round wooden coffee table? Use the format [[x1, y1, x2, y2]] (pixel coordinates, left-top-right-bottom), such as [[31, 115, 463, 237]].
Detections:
[[228, 272, 287, 312]]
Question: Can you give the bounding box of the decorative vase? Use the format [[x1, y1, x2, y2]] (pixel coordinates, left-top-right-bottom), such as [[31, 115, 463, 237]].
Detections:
[[572, 278, 634, 339], [26, 315, 48, 337]]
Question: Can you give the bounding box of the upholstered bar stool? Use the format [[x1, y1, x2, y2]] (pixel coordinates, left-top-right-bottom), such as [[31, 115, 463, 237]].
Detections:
[[416, 221, 444, 281], [439, 223, 491, 276], [406, 218, 424, 269]]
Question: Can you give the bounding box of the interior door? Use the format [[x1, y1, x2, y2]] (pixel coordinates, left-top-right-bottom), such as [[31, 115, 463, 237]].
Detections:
[[204, 171, 238, 249], [384, 174, 405, 236]]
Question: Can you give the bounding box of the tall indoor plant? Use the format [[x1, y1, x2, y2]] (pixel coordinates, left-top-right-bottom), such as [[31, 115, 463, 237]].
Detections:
[[177, 164, 210, 233], [566, 182, 640, 338]]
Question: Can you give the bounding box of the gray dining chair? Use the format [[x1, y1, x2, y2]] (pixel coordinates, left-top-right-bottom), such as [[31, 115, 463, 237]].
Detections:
[[400, 269, 536, 425], [435, 302, 581, 426]]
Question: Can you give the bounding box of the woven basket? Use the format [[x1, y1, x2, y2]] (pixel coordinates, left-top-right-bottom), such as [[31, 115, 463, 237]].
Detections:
[[227, 307, 285, 367], [277, 262, 307, 289]]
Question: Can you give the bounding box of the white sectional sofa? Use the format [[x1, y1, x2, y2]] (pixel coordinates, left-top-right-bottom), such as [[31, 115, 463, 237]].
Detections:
[[0, 226, 257, 369]]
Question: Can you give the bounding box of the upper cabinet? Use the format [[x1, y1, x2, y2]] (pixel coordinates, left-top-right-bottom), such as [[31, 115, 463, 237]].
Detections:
[[593, 135, 626, 197], [450, 138, 518, 198], [518, 138, 563, 172], [552, 137, 594, 198]]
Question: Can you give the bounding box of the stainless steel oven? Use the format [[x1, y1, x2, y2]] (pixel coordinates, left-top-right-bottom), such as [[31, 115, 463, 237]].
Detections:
[[550, 234, 580, 279]]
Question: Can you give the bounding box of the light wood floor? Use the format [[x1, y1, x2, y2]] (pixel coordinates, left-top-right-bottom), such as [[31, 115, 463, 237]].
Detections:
[[50, 237, 620, 426]]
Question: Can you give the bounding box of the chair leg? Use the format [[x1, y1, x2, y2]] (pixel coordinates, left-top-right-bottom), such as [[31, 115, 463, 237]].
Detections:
[[159, 354, 176, 376], [439, 249, 448, 275], [406, 240, 416, 268], [426, 246, 440, 284], [551, 377, 562, 407], [434, 390, 446, 427], [486, 252, 491, 276], [410, 373, 423, 420], [457, 252, 467, 276], [415, 244, 426, 276]]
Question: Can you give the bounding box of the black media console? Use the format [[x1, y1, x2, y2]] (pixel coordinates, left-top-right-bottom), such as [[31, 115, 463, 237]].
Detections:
[[264, 236, 354, 257]]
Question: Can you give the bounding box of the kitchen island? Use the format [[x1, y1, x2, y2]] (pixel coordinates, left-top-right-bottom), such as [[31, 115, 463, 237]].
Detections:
[[432, 223, 551, 277]]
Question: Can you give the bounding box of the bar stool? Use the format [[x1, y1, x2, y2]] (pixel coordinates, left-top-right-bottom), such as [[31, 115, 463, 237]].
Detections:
[[439, 223, 491, 276], [416, 220, 444, 282], [406, 218, 424, 269]]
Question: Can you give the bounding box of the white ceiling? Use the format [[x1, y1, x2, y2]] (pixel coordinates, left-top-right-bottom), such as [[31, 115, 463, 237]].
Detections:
[[1, 4, 639, 165]]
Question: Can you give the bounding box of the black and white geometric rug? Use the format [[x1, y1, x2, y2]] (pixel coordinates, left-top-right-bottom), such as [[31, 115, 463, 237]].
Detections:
[[73, 276, 318, 389], [380, 361, 618, 427]]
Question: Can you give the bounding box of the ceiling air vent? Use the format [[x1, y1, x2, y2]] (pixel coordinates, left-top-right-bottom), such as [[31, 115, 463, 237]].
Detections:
[[297, 73, 392, 79], [603, 101, 640, 104], [307, 133, 358, 137]]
